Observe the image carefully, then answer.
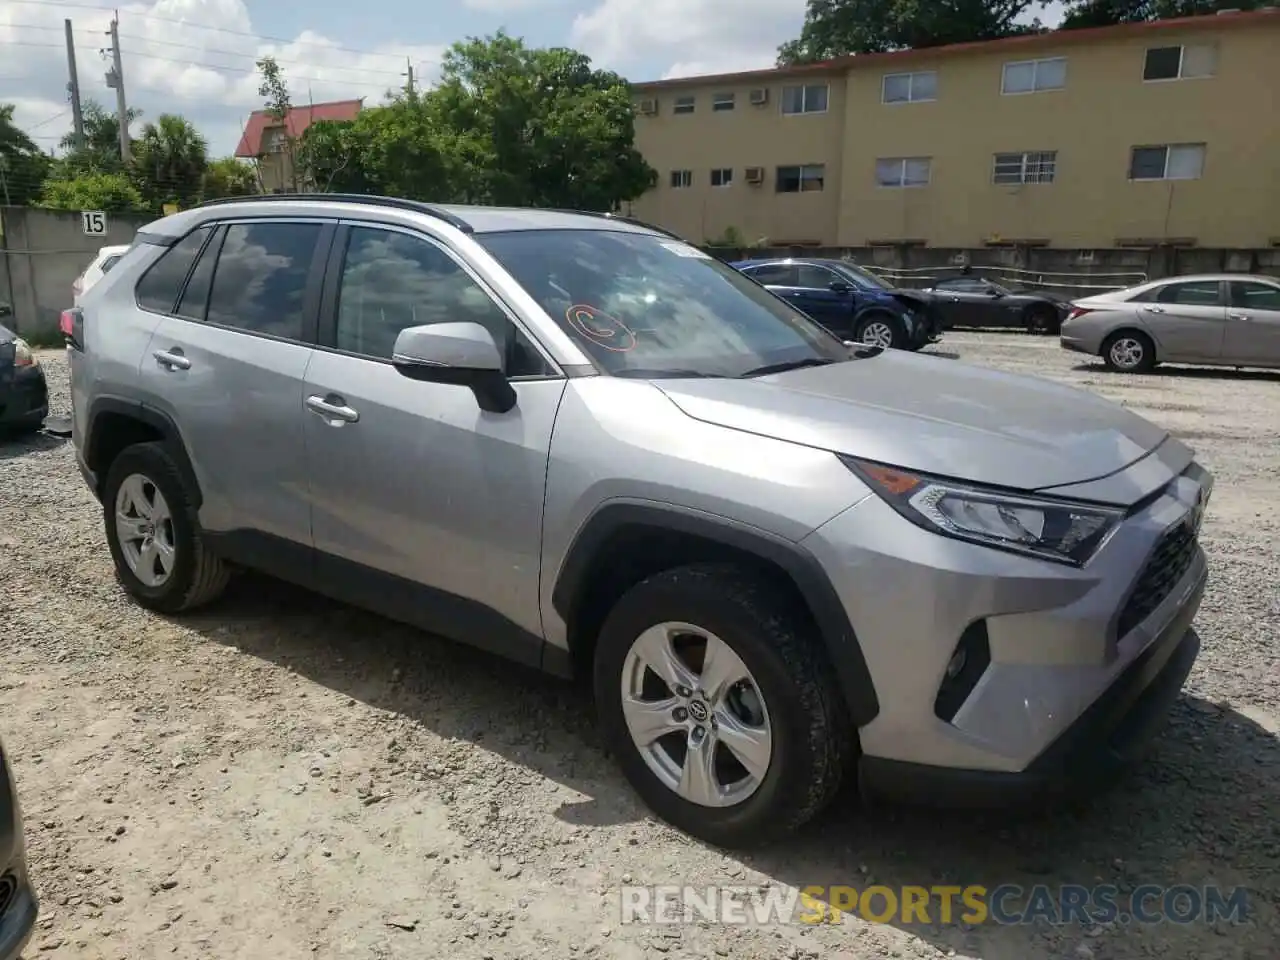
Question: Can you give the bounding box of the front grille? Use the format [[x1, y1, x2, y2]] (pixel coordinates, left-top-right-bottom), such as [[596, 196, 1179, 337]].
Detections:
[[1117, 518, 1199, 638], [0, 872, 16, 915]]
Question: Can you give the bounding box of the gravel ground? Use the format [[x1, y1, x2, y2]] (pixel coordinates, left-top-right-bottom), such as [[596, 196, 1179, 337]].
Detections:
[[1, 334, 1277, 960]]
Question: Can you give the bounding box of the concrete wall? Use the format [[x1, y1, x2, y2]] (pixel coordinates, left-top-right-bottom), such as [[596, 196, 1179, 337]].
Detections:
[[0, 206, 151, 340]]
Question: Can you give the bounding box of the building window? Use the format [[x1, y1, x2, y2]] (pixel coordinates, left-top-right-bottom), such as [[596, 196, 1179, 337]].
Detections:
[[670, 169, 693, 188], [1143, 44, 1216, 81], [781, 84, 829, 115], [710, 168, 733, 187], [712, 92, 735, 112], [673, 96, 695, 114], [993, 151, 1057, 184], [1128, 144, 1205, 181], [1001, 57, 1067, 94], [882, 71, 938, 103], [776, 164, 825, 192], [875, 157, 932, 187]]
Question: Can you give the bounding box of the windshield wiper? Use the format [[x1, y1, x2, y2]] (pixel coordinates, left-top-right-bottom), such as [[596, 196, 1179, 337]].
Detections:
[[739, 357, 837, 379], [612, 367, 714, 379]]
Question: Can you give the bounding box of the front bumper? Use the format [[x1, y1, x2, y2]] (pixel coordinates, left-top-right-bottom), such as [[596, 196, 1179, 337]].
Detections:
[[801, 456, 1211, 803], [0, 364, 48, 429]]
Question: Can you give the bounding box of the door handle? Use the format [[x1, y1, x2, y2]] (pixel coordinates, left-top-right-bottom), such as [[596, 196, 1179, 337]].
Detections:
[[153, 349, 191, 370], [1228, 312, 1250, 321], [305, 395, 360, 424], [1146, 306, 1166, 314]]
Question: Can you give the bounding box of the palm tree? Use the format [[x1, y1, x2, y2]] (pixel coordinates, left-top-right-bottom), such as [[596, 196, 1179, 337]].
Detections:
[[133, 114, 209, 209], [1, 103, 53, 205]]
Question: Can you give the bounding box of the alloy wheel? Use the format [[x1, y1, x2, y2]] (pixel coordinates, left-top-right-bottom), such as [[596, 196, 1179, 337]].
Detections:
[[619, 621, 773, 808], [1108, 337, 1146, 370], [114, 473, 177, 587], [860, 320, 895, 349]]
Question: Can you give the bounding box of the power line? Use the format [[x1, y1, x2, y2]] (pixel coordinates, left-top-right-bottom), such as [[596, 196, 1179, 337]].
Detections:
[[116, 35, 409, 78], [117, 47, 402, 90], [4, 0, 417, 61]]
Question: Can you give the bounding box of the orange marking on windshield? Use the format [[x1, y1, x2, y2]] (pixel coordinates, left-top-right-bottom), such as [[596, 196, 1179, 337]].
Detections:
[[566, 304, 638, 352]]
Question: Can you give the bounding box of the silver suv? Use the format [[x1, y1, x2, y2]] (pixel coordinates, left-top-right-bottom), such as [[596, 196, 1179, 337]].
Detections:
[[67, 195, 1212, 848]]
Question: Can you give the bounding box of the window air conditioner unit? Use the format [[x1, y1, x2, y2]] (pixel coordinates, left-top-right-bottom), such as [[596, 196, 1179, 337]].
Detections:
[[638, 99, 659, 115], [749, 88, 769, 106], [744, 166, 765, 184]]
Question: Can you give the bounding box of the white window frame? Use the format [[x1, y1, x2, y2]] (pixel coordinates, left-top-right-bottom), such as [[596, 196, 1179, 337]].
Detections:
[[711, 92, 735, 112], [1001, 57, 1067, 95], [710, 168, 733, 188], [875, 157, 932, 188], [992, 150, 1057, 185], [780, 84, 829, 116], [1128, 143, 1206, 182], [673, 95, 696, 115], [1142, 43, 1217, 82], [670, 169, 693, 189], [881, 70, 938, 104]]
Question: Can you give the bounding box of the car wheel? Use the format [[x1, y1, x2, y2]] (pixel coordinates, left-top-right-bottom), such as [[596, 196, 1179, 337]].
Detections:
[[102, 441, 230, 613], [593, 564, 851, 848], [854, 313, 905, 350], [1025, 306, 1060, 336], [1101, 330, 1157, 373]]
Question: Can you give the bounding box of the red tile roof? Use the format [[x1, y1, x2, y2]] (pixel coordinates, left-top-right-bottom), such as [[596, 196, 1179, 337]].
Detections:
[[631, 8, 1280, 90], [234, 99, 364, 157]]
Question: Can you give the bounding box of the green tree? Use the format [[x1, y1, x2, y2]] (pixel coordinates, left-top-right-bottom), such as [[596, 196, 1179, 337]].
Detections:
[[57, 100, 143, 176], [132, 114, 209, 209], [778, 0, 1048, 62], [0, 103, 53, 206], [38, 171, 146, 212], [256, 56, 300, 192], [1060, 0, 1262, 27], [202, 157, 259, 200]]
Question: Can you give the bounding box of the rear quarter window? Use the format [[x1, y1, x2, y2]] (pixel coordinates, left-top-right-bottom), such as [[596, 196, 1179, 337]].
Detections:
[[135, 227, 213, 314]]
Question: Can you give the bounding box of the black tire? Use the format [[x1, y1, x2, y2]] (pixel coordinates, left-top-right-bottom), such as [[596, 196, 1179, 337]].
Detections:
[[854, 312, 907, 350], [593, 563, 852, 848], [1025, 305, 1061, 336], [1101, 329, 1158, 373], [102, 441, 229, 613]]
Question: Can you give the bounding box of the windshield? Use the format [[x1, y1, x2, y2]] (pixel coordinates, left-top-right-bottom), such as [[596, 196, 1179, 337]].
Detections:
[[834, 262, 891, 291], [478, 229, 849, 377]]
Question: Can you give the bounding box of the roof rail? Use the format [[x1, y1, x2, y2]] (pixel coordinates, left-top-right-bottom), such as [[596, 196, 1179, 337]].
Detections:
[[542, 209, 686, 242], [192, 193, 475, 233]]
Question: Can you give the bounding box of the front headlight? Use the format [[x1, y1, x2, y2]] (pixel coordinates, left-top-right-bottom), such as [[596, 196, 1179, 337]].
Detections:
[[842, 457, 1124, 566], [13, 337, 37, 368]]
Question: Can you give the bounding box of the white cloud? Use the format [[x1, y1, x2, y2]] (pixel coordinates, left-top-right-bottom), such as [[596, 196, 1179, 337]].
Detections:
[[571, 0, 807, 80], [0, 0, 444, 155]]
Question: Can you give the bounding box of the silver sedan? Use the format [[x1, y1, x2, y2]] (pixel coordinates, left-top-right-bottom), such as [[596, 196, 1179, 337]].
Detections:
[[1060, 273, 1280, 373]]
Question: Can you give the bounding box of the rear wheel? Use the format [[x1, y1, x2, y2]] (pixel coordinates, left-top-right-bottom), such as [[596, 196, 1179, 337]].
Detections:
[[593, 564, 852, 848], [103, 442, 230, 613], [855, 312, 906, 350], [1101, 330, 1157, 373]]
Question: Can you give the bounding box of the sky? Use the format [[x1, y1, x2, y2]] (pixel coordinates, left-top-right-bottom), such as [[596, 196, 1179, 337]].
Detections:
[[1, 0, 1065, 159]]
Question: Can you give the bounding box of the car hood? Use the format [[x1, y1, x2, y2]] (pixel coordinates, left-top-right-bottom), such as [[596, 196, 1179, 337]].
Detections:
[[654, 350, 1171, 499]]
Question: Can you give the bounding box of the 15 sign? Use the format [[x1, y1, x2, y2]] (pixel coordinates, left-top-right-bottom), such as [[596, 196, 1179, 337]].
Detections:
[[81, 210, 107, 236]]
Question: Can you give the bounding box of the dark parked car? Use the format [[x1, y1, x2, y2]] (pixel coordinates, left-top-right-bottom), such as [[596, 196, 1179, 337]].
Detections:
[[0, 319, 48, 435], [1, 734, 37, 960], [730, 257, 942, 350], [914, 276, 1071, 334]]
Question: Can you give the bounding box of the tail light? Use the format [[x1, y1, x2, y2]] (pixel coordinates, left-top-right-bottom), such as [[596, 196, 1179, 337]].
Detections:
[[1065, 307, 1095, 323], [60, 307, 84, 350]]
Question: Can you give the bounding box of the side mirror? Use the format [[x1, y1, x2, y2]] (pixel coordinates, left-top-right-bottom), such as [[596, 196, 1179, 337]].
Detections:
[[391, 321, 516, 414], [987, 287, 1005, 298], [828, 280, 852, 294]]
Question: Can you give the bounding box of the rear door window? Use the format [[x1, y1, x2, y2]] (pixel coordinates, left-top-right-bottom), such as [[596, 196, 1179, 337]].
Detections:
[[745, 263, 799, 286], [204, 222, 323, 341], [135, 227, 213, 314]]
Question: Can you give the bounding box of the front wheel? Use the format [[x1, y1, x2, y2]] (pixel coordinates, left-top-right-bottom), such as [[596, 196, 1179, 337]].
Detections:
[[593, 564, 852, 848], [854, 313, 906, 350], [1025, 306, 1061, 336]]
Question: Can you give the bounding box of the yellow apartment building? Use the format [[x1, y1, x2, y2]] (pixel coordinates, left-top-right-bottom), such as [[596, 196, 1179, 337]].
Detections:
[[627, 10, 1280, 250]]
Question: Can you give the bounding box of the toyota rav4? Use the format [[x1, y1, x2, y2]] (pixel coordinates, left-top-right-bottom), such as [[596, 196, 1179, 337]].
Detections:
[[65, 195, 1212, 848]]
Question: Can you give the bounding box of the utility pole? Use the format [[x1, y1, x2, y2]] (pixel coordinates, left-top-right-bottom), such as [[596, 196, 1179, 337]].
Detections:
[[404, 58, 414, 96], [64, 18, 85, 149], [104, 13, 130, 164]]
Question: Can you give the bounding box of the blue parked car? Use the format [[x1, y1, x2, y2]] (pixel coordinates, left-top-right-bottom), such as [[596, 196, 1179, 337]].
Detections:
[[730, 257, 941, 351]]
